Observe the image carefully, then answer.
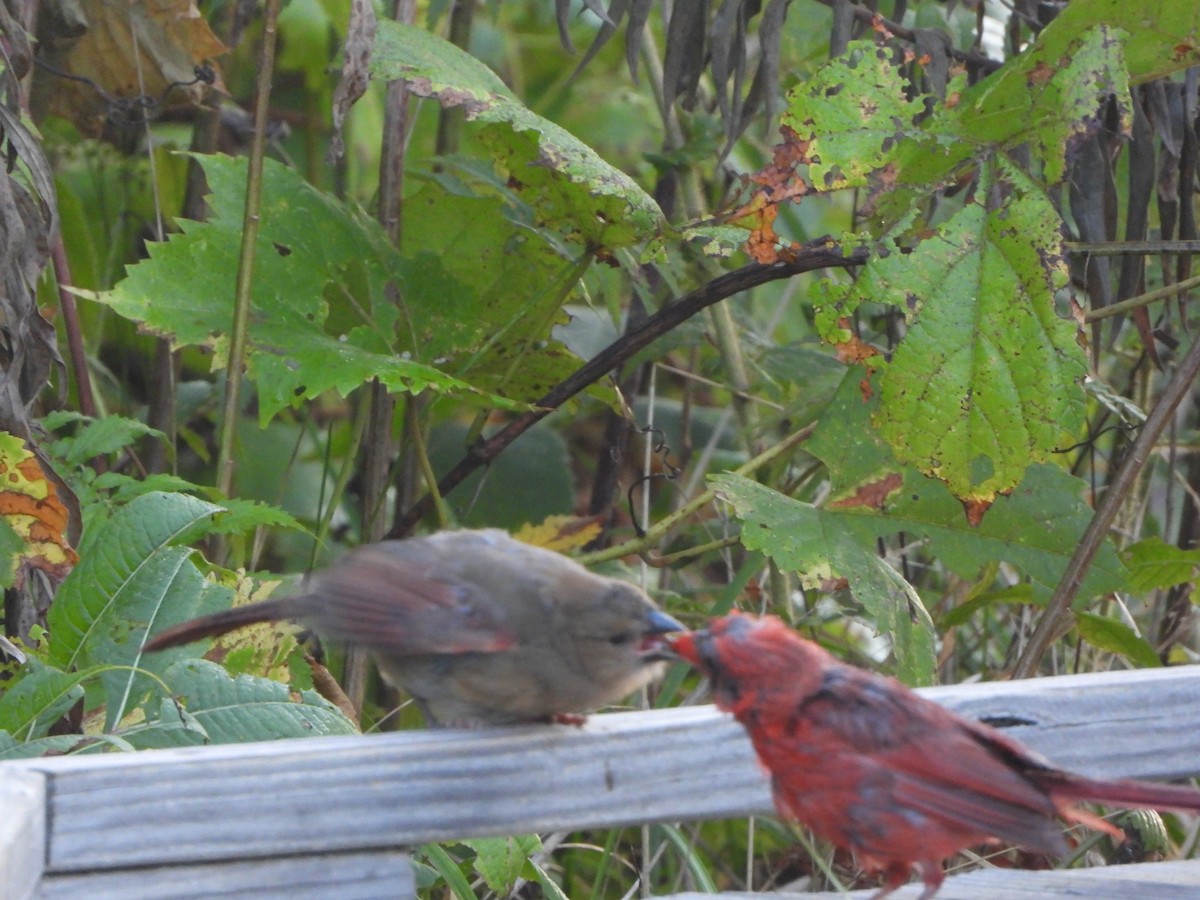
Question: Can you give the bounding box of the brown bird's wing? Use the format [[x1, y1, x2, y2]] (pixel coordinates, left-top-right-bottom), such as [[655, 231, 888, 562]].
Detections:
[[775, 666, 1068, 856], [293, 544, 518, 654], [146, 544, 518, 656]]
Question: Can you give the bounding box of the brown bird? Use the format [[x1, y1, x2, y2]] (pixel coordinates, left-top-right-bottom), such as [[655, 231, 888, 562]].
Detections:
[[669, 612, 1200, 898], [145, 529, 682, 725]]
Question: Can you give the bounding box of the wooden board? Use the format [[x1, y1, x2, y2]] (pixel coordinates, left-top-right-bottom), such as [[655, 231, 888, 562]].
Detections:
[[36, 850, 413, 900], [2, 664, 1199, 887], [666, 858, 1200, 898], [0, 767, 44, 900]]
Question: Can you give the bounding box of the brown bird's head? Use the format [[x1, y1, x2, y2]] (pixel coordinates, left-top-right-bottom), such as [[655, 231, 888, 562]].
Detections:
[[538, 578, 685, 706]]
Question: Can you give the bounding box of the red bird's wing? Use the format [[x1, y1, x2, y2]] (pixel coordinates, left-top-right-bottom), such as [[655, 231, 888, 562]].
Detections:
[[765, 666, 1068, 858], [299, 546, 518, 655]]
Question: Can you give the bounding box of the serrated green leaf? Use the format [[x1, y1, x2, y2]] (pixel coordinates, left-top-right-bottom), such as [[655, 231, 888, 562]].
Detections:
[[129, 658, 357, 747], [398, 185, 619, 409], [205, 498, 305, 537], [465, 835, 540, 893], [92, 472, 196, 499], [1020, 0, 1200, 87], [1123, 538, 1200, 593], [42, 412, 166, 468], [821, 164, 1085, 500], [1075, 611, 1160, 669], [91, 155, 614, 419], [807, 372, 1127, 602], [945, 26, 1131, 185], [89, 155, 508, 423], [782, 41, 943, 191], [0, 659, 88, 739], [710, 473, 937, 686], [371, 21, 664, 249]]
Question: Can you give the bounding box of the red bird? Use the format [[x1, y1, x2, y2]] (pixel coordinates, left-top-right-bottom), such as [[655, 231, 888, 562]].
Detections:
[[669, 613, 1200, 898]]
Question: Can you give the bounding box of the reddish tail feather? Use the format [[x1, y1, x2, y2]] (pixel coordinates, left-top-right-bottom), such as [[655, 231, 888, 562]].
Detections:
[[143, 599, 296, 652]]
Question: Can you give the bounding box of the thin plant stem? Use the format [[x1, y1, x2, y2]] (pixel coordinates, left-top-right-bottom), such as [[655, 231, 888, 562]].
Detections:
[[390, 245, 866, 536], [578, 422, 816, 566], [215, 0, 283, 507], [1013, 327, 1200, 677]]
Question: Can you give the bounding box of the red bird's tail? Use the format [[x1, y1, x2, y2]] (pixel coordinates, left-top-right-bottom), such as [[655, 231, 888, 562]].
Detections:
[[1042, 771, 1200, 814]]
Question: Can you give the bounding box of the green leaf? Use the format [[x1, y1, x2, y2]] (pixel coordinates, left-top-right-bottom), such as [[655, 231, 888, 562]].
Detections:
[[1075, 612, 1161, 669], [0, 731, 83, 759], [0, 659, 88, 739], [1024, 0, 1200, 87], [46, 492, 231, 729], [791, 24, 1133, 200], [782, 41, 943, 191], [940, 584, 1035, 629], [807, 372, 1127, 603], [0, 517, 22, 591], [1123, 538, 1200, 593], [205, 498, 305, 537], [428, 421, 574, 528], [398, 185, 620, 409], [939, 26, 1130, 185], [465, 835, 540, 893], [820, 163, 1085, 500], [90, 155, 614, 419], [422, 843, 477, 900], [126, 658, 357, 748], [89, 155, 508, 423], [710, 473, 937, 686], [371, 21, 664, 249], [42, 411, 167, 467], [526, 859, 571, 900]]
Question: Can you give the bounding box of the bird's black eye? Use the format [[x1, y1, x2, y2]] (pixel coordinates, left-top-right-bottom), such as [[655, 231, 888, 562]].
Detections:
[[608, 632, 634, 646]]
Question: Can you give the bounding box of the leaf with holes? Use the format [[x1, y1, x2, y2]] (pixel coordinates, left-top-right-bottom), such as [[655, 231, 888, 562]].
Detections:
[[371, 21, 663, 250], [819, 162, 1085, 501]]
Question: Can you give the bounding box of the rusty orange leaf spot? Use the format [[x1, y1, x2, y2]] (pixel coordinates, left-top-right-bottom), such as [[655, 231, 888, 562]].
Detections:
[[829, 472, 903, 511], [729, 124, 819, 262], [744, 127, 812, 200], [1027, 61, 1055, 85], [961, 497, 993, 527], [817, 576, 850, 592], [835, 333, 883, 364], [0, 435, 78, 586]]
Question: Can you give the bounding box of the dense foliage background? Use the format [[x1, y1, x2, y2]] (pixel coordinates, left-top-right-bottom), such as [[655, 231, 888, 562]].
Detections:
[[2, 0, 1200, 894]]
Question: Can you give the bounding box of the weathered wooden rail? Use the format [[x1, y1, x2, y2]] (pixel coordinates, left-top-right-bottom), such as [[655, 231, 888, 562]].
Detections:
[[3, 665, 1200, 898]]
